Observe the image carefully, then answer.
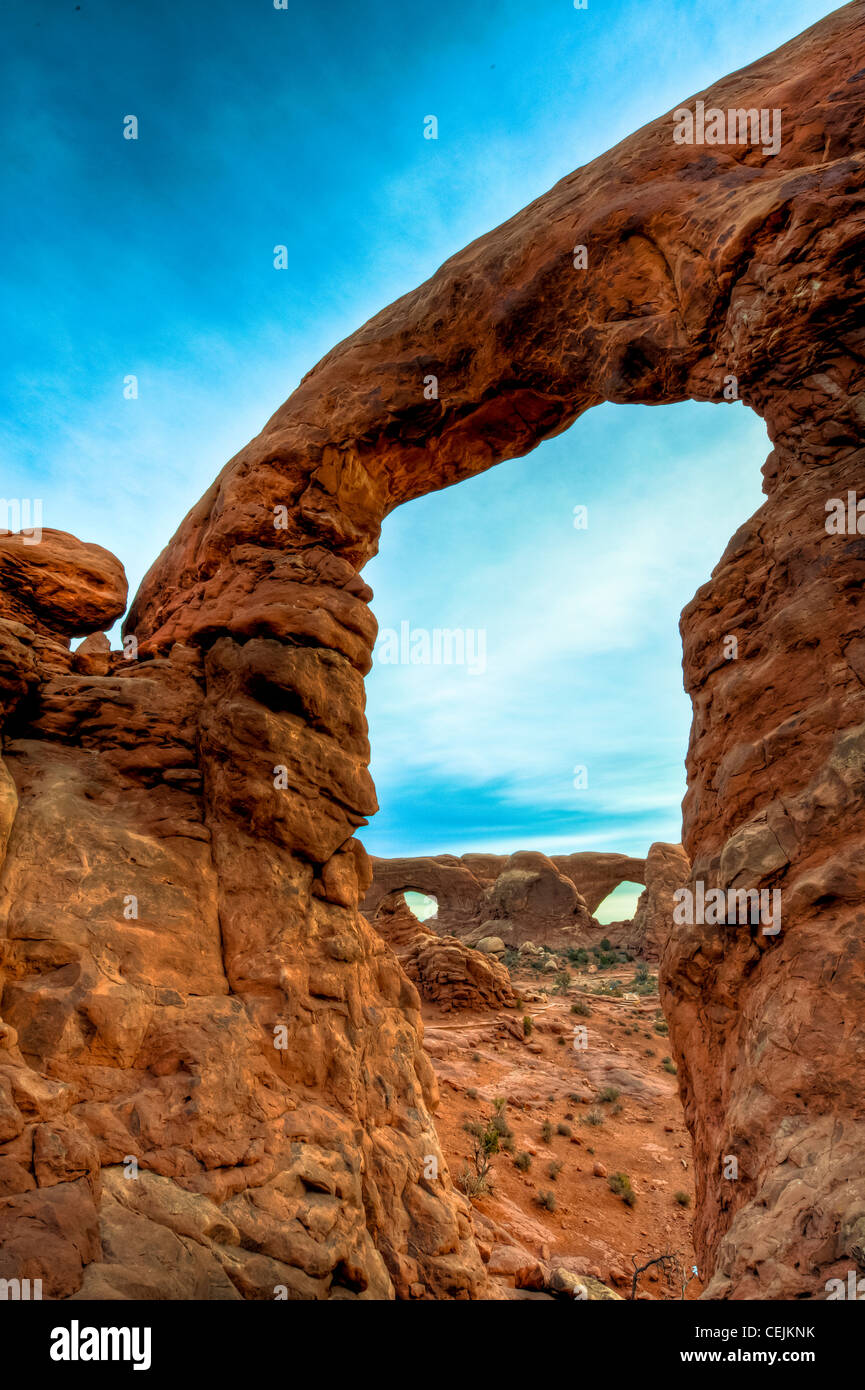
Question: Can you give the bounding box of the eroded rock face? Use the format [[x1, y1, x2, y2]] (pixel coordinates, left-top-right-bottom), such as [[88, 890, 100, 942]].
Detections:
[[363, 850, 632, 948], [550, 853, 647, 916], [364, 855, 488, 933], [602, 843, 690, 961], [0, 529, 127, 640], [2, 0, 864, 1300], [372, 893, 516, 1012], [0, 549, 487, 1300]]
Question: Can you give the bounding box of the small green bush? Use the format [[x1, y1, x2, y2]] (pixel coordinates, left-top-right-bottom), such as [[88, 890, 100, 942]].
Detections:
[[608, 1171, 637, 1207]]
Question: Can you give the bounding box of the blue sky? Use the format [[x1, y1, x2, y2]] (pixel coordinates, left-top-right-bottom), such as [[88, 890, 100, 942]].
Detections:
[[2, 0, 838, 906]]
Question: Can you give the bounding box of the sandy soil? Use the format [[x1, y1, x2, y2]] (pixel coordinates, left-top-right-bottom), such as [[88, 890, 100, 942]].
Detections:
[[423, 961, 703, 1299]]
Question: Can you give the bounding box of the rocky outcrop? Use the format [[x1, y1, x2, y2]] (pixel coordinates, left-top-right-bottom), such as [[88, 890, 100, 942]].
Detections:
[[631, 844, 690, 962], [364, 855, 487, 932], [600, 843, 690, 961], [549, 853, 647, 915], [0, 548, 487, 1300], [372, 893, 516, 1012], [0, 529, 127, 639], [365, 851, 646, 923], [363, 850, 629, 948], [2, 0, 864, 1301]]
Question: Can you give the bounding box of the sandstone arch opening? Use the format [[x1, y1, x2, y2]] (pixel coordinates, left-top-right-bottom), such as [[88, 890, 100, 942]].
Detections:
[[354, 400, 768, 1295], [359, 398, 768, 869], [404, 890, 438, 922], [594, 882, 645, 926]]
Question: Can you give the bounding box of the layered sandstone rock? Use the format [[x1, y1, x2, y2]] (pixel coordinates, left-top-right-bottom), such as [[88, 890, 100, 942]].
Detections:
[[549, 853, 647, 916], [0, 545, 487, 1300], [600, 842, 690, 961], [363, 850, 617, 949], [1, 0, 863, 1301], [372, 893, 516, 1012], [631, 844, 690, 962], [364, 855, 487, 932], [0, 529, 127, 640], [365, 850, 644, 921]]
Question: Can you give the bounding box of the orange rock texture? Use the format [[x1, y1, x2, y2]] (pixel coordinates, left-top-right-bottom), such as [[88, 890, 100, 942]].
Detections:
[[602, 843, 691, 962], [2, 1, 864, 1298], [364, 851, 602, 949], [371, 893, 516, 1012]]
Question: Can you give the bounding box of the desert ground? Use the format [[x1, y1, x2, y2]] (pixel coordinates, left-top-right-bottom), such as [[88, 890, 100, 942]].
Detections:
[[422, 948, 701, 1299]]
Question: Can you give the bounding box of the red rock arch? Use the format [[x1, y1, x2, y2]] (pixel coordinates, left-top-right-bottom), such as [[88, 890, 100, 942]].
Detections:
[[0, 2, 862, 1301], [122, 1, 865, 1298]]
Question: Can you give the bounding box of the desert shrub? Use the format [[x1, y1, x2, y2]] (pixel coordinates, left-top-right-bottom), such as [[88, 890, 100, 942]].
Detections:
[[541, 1119, 553, 1143], [654, 1019, 669, 1035], [598, 1086, 620, 1103], [581, 1108, 604, 1127], [464, 1118, 500, 1156], [536, 1190, 557, 1212], [556, 1122, 572, 1137], [514, 1150, 532, 1172], [571, 999, 592, 1017], [608, 1171, 637, 1207], [458, 1114, 504, 1201], [471, 1051, 481, 1063], [456, 1165, 489, 1198], [522, 1015, 533, 1037], [674, 1190, 691, 1207], [491, 1098, 513, 1139], [547, 1160, 563, 1182], [662, 1056, 677, 1075], [466, 1088, 478, 1100]]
